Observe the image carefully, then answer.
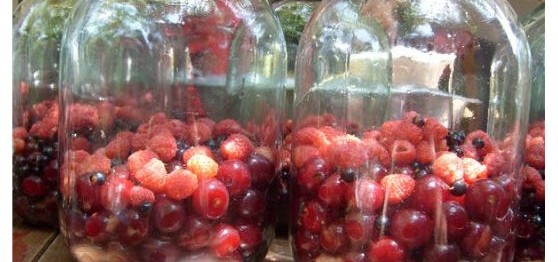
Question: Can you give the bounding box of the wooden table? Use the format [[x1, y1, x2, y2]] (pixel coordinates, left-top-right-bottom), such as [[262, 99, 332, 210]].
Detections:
[[13, 217, 294, 262]]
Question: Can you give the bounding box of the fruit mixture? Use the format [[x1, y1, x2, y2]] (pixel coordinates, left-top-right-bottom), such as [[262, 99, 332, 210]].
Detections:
[[515, 121, 545, 261], [290, 112, 518, 262], [13, 97, 60, 226], [59, 93, 279, 261]]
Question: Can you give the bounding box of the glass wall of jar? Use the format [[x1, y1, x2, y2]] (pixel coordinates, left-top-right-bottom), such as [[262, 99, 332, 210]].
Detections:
[[58, 0, 286, 261], [12, 0, 77, 227], [290, 0, 530, 261], [515, 3, 544, 261]]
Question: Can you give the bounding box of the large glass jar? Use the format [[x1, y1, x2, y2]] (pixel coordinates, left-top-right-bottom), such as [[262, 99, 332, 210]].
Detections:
[[515, 3, 544, 261], [290, 0, 530, 261], [12, 0, 77, 227], [58, 0, 286, 261]]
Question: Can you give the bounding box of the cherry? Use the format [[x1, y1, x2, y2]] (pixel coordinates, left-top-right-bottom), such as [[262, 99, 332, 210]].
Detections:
[[345, 177, 384, 213], [153, 197, 185, 233], [294, 230, 321, 261], [84, 211, 113, 243], [236, 189, 266, 219], [409, 175, 449, 215], [42, 159, 59, 183], [318, 173, 347, 207], [235, 221, 263, 251], [368, 237, 405, 262], [216, 159, 251, 197], [343, 252, 366, 262], [76, 173, 102, 213], [389, 209, 433, 249], [300, 200, 327, 233], [442, 201, 469, 241], [319, 220, 348, 253], [176, 216, 212, 251], [21, 175, 47, 197], [465, 179, 510, 222], [296, 157, 330, 193], [344, 212, 375, 245], [210, 223, 241, 258], [193, 179, 230, 220], [141, 239, 180, 262], [423, 243, 460, 262], [460, 222, 492, 259], [116, 209, 148, 246], [246, 154, 274, 189]]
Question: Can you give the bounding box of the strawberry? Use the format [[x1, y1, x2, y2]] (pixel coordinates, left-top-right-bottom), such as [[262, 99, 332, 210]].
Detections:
[[462, 157, 488, 184], [220, 134, 254, 160], [127, 149, 159, 174], [432, 152, 464, 185], [380, 174, 416, 204], [77, 153, 111, 176], [187, 154, 219, 180], [133, 158, 168, 193], [182, 146, 214, 164]]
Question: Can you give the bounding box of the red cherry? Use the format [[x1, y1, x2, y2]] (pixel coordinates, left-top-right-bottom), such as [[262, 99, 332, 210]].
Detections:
[[409, 175, 449, 215], [300, 200, 327, 233], [423, 243, 460, 262], [236, 189, 266, 219], [442, 201, 470, 241], [216, 159, 251, 197], [465, 179, 510, 222], [460, 222, 492, 259], [294, 230, 321, 261], [346, 177, 385, 213], [389, 209, 433, 249], [318, 173, 347, 207], [193, 179, 230, 220], [297, 157, 330, 194], [319, 220, 348, 253], [210, 223, 241, 258], [153, 197, 186, 233], [368, 237, 405, 262], [176, 216, 212, 251]]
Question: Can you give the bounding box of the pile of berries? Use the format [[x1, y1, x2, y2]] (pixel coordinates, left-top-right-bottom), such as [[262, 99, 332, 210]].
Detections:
[[13, 98, 60, 226], [290, 112, 517, 262], [59, 96, 278, 261], [515, 121, 545, 261]]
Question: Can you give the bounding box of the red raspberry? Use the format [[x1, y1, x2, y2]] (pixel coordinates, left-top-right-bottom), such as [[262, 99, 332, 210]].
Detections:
[[187, 121, 213, 145], [144, 124, 173, 138], [69, 103, 100, 131], [525, 136, 544, 169], [462, 157, 487, 184], [129, 186, 155, 207], [29, 119, 58, 139], [127, 149, 159, 174], [390, 140, 416, 166], [294, 127, 330, 150], [148, 112, 168, 125], [182, 146, 214, 164], [197, 118, 216, 131], [71, 136, 91, 152], [97, 101, 115, 130], [327, 135, 367, 169], [116, 105, 145, 123], [30, 100, 51, 120], [148, 133, 178, 162], [362, 130, 381, 140], [220, 134, 254, 160], [462, 144, 479, 160], [319, 126, 344, 141], [483, 152, 507, 176], [134, 158, 168, 193], [379, 120, 422, 148], [380, 174, 415, 204], [105, 133, 133, 160], [13, 127, 28, 139], [131, 133, 148, 151], [165, 119, 189, 140], [528, 121, 545, 138], [363, 138, 391, 167], [416, 140, 436, 164], [165, 169, 199, 200], [13, 138, 25, 153], [293, 145, 321, 168], [77, 154, 111, 176], [432, 152, 464, 185], [422, 118, 448, 142], [187, 154, 219, 180], [522, 166, 544, 201], [215, 119, 244, 137], [464, 130, 495, 158]]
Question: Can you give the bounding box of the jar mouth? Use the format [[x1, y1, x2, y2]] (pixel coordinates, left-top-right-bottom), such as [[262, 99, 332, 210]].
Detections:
[[149, 0, 215, 15]]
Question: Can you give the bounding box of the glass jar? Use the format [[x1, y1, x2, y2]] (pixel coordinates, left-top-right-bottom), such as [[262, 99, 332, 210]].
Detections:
[[290, 0, 530, 261], [12, 0, 77, 227], [515, 3, 544, 261], [58, 0, 286, 261]]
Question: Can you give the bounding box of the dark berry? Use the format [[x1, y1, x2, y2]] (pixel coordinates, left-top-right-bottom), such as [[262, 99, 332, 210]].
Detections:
[[450, 145, 464, 157], [110, 158, 124, 167], [341, 168, 357, 183], [41, 145, 55, 157], [415, 169, 429, 179], [412, 115, 425, 127], [450, 180, 467, 196], [375, 215, 390, 232], [472, 138, 485, 149], [88, 172, 106, 186], [138, 202, 153, 216]]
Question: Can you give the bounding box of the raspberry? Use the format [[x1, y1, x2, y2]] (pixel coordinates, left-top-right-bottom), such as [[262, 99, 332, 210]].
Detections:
[[146, 124, 174, 138], [187, 154, 219, 180], [165, 119, 189, 140], [461, 144, 479, 160], [97, 101, 116, 130], [198, 118, 216, 130], [483, 152, 507, 176], [462, 157, 487, 184], [148, 133, 178, 162], [525, 136, 544, 169], [380, 174, 416, 204], [129, 186, 155, 207], [362, 130, 381, 140], [116, 105, 145, 123], [77, 154, 111, 176], [464, 130, 494, 158], [71, 136, 91, 151], [327, 135, 367, 169], [522, 166, 544, 201], [13, 138, 25, 153], [215, 119, 244, 137], [528, 121, 545, 138], [30, 100, 51, 120], [165, 169, 199, 200], [422, 118, 448, 142], [379, 120, 422, 148], [131, 133, 148, 151], [416, 140, 436, 164], [13, 127, 28, 139], [127, 150, 159, 174], [182, 146, 214, 164], [293, 145, 321, 168], [105, 134, 132, 160], [148, 112, 168, 125], [29, 119, 57, 139], [363, 138, 391, 167], [319, 126, 344, 141], [133, 158, 168, 193], [390, 140, 416, 166], [294, 127, 329, 150], [187, 121, 213, 145], [69, 103, 100, 131], [220, 134, 254, 160], [432, 152, 464, 185]]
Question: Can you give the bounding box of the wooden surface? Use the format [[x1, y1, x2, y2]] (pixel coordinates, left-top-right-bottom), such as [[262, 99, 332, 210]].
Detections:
[[12, 218, 294, 262]]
